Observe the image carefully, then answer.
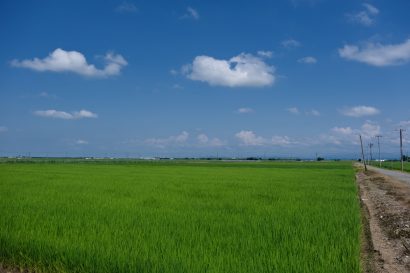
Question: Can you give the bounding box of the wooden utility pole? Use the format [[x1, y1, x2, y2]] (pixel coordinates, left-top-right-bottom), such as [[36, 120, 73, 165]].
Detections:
[[375, 135, 382, 168], [360, 135, 367, 171]]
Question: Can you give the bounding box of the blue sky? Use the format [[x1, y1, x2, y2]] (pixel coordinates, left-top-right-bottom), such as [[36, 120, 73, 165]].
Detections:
[[1, 0, 410, 159]]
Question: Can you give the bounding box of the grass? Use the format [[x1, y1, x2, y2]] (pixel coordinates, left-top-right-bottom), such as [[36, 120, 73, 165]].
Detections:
[[367, 160, 410, 172], [0, 161, 361, 273]]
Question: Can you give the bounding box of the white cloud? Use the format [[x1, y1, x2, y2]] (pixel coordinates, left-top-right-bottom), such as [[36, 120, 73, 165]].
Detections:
[[235, 130, 266, 146], [145, 131, 189, 148], [347, 3, 379, 27], [175, 131, 189, 143], [197, 134, 224, 147], [74, 110, 98, 119], [399, 120, 410, 128], [34, 110, 72, 119], [235, 130, 294, 146], [332, 126, 354, 135], [208, 138, 224, 147], [184, 53, 275, 87], [115, 2, 137, 13], [282, 39, 301, 48], [0, 126, 8, 132], [172, 84, 183, 89], [352, 12, 373, 26], [306, 109, 320, 116], [339, 39, 410, 66], [11, 48, 127, 77], [325, 122, 381, 145], [287, 107, 299, 115], [361, 122, 381, 139], [75, 139, 88, 145], [170, 69, 178, 75], [197, 134, 209, 144], [363, 3, 379, 15], [257, 50, 273, 58], [298, 56, 317, 64], [340, 106, 380, 117], [271, 136, 292, 146], [181, 7, 199, 20], [34, 109, 98, 120], [237, 107, 254, 114]]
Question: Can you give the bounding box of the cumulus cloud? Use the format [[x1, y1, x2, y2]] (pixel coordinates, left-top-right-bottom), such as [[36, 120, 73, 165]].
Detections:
[[235, 130, 293, 146], [34, 109, 98, 120], [197, 134, 208, 144], [0, 126, 8, 132], [282, 39, 301, 48], [347, 3, 379, 26], [361, 122, 381, 139], [145, 131, 189, 148], [339, 39, 410, 66], [184, 53, 275, 87], [75, 139, 89, 145], [271, 136, 292, 146], [175, 131, 189, 143], [235, 130, 266, 146], [340, 106, 380, 117], [325, 122, 381, 145], [298, 56, 317, 64], [11, 48, 127, 77], [115, 2, 137, 13], [197, 134, 224, 147], [236, 107, 254, 114], [287, 107, 300, 115], [181, 7, 199, 20]]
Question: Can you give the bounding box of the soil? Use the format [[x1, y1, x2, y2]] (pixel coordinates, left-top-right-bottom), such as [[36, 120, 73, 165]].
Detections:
[[357, 165, 410, 273]]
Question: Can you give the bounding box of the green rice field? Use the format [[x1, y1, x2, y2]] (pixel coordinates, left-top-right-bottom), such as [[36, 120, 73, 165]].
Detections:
[[0, 161, 361, 273]]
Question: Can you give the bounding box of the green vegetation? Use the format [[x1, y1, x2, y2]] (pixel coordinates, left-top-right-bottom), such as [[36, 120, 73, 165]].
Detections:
[[368, 160, 410, 172], [0, 161, 361, 273]]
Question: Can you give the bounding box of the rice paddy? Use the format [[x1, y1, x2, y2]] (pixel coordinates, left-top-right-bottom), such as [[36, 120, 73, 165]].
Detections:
[[0, 160, 361, 273]]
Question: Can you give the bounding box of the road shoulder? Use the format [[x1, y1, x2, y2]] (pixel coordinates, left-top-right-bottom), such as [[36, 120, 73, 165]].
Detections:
[[357, 167, 410, 272]]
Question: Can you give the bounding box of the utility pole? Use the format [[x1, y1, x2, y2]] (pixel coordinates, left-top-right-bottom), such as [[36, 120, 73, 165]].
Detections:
[[375, 135, 382, 168], [360, 135, 367, 171], [400, 129, 405, 172], [369, 143, 374, 165]]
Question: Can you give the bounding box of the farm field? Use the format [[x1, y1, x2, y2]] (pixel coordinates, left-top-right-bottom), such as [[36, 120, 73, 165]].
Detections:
[[0, 161, 361, 273]]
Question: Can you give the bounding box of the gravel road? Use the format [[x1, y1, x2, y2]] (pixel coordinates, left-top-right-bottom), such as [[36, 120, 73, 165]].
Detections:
[[365, 165, 410, 186]]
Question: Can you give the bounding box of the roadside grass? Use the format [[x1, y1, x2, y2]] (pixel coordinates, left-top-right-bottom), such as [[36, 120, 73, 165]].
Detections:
[[368, 160, 410, 172], [0, 161, 361, 273]]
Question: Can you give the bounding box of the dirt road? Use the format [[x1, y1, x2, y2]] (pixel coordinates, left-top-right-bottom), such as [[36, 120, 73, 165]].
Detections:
[[357, 164, 410, 272], [366, 165, 410, 186]]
